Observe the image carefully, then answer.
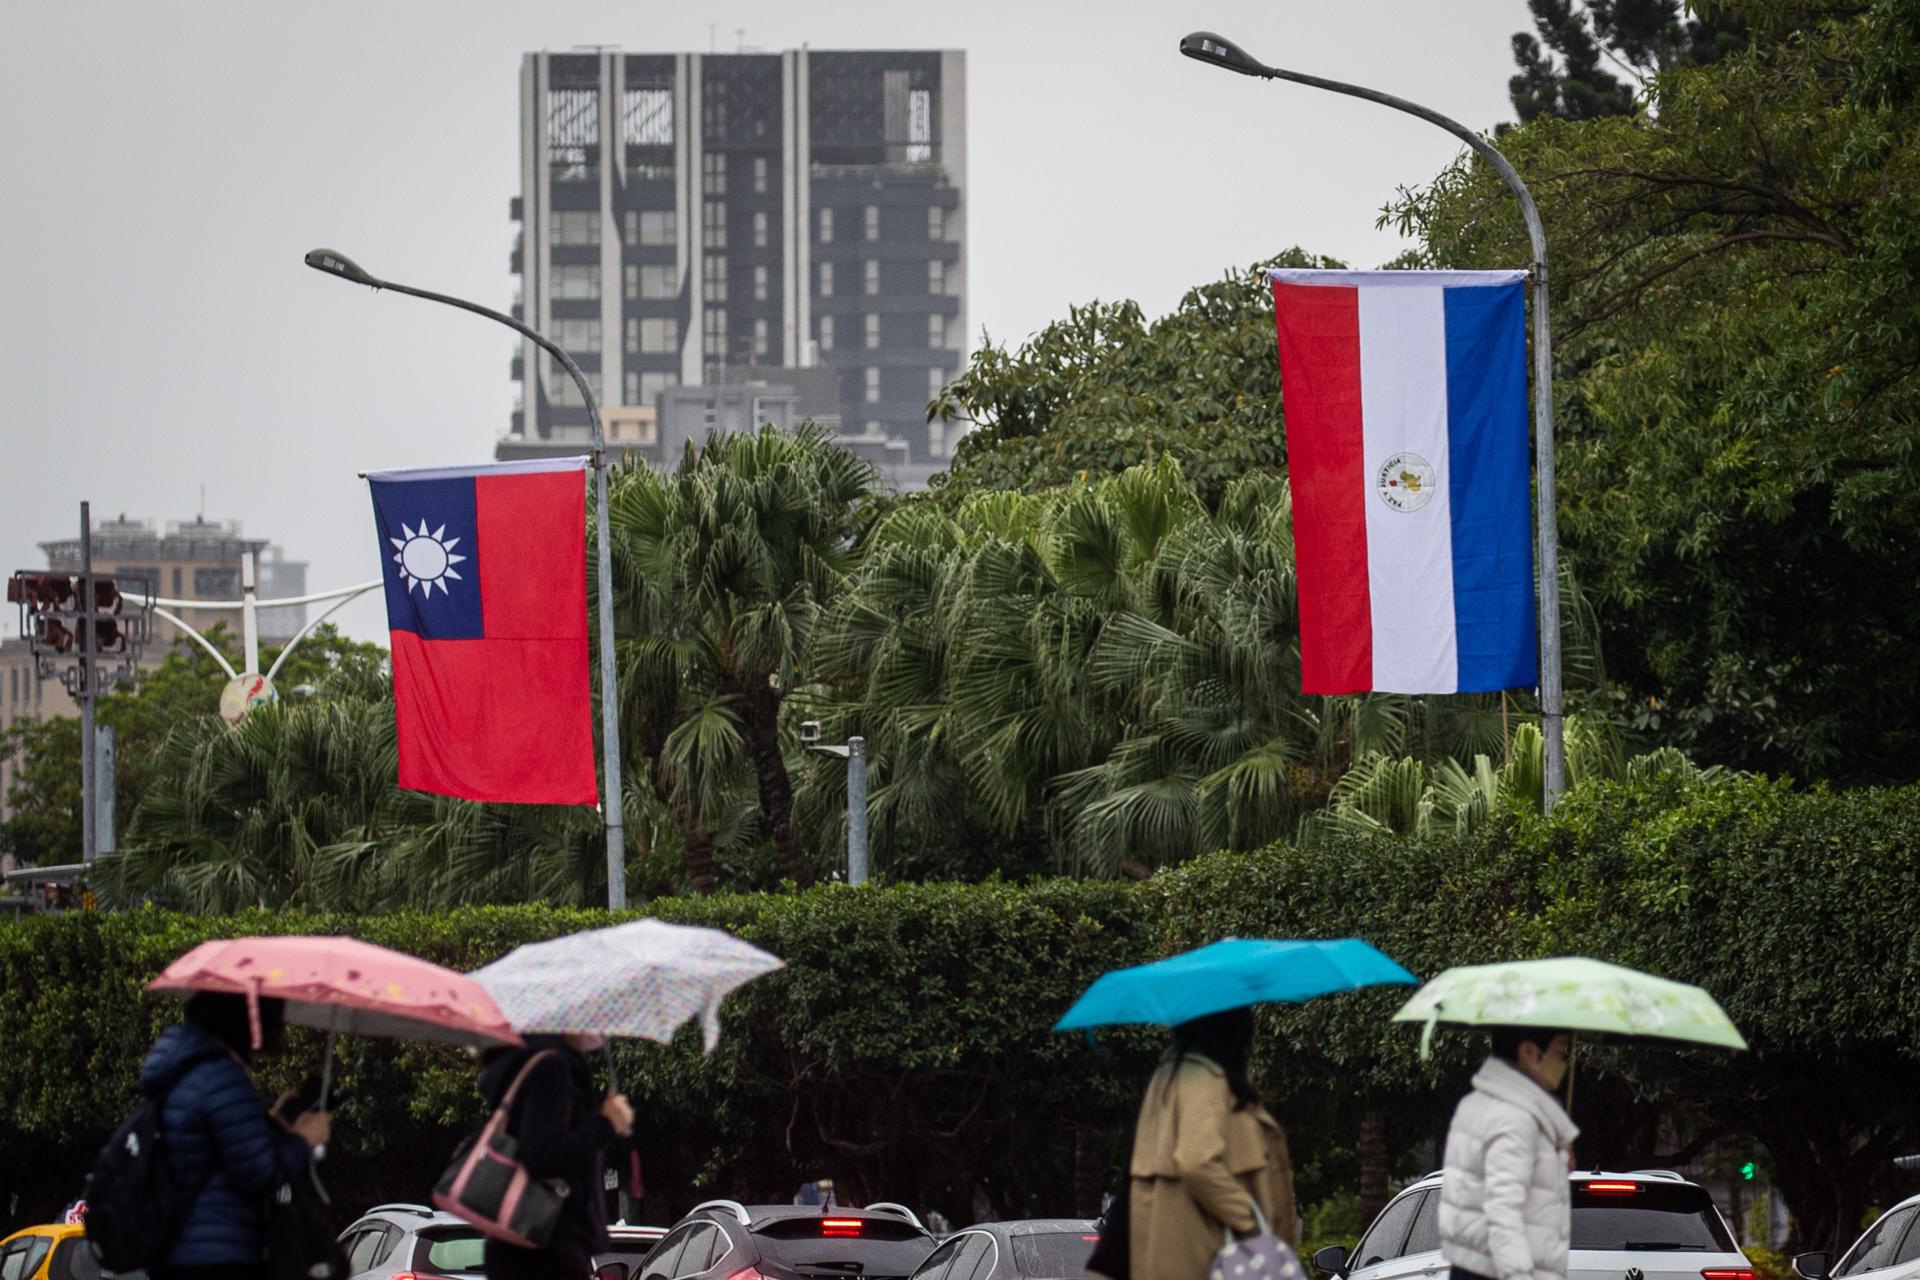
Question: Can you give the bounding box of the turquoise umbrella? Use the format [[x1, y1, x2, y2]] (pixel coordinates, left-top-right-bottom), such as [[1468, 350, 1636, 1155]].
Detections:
[[1054, 937, 1417, 1031]]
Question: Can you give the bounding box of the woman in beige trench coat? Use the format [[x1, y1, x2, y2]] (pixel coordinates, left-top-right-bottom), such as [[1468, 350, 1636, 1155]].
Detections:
[[1129, 1008, 1298, 1280]]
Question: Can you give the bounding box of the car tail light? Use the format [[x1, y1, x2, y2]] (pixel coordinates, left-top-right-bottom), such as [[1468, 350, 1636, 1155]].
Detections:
[[1701, 1270, 1755, 1280], [1583, 1182, 1641, 1194], [726, 1269, 764, 1280], [1082, 1236, 1102, 1242], [821, 1219, 865, 1238]]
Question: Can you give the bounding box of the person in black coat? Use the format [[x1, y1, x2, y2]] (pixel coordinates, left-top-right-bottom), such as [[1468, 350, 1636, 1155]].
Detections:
[[477, 1034, 634, 1280], [140, 992, 332, 1280]]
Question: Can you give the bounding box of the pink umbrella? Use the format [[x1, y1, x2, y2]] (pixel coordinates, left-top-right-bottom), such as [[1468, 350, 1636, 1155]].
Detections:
[[149, 935, 521, 1107]]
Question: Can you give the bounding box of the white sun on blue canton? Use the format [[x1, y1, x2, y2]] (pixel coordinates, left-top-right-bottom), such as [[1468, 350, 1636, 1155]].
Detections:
[[391, 520, 468, 597]]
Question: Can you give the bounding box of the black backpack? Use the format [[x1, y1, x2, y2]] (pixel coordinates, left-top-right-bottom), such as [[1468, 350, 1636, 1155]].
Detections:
[[84, 1047, 228, 1272]]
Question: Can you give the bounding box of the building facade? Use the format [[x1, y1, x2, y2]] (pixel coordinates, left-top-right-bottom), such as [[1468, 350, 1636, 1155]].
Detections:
[[37, 516, 308, 647], [498, 48, 968, 476], [3, 516, 308, 826]]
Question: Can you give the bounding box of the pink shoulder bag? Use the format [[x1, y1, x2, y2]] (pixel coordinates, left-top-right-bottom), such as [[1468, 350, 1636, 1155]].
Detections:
[[433, 1050, 570, 1248]]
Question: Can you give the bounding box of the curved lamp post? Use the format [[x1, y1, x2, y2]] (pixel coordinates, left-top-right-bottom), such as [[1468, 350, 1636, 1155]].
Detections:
[[304, 249, 631, 904], [1178, 33, 1567, 808]]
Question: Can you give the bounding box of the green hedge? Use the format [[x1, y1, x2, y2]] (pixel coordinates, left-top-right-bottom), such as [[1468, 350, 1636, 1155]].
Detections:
[[2, 774, 1916, 1250]]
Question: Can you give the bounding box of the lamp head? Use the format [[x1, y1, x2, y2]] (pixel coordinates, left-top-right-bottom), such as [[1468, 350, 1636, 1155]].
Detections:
[[1179, 31, 1269, 78], [304, 248, 383, 288]]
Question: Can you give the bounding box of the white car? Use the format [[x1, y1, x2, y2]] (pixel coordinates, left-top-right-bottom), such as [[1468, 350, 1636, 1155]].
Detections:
[[1794, 1193, 1920, 1280], [1316, 1171, 1754, 1280]]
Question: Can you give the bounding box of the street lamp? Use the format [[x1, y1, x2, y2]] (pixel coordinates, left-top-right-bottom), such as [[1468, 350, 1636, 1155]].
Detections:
[[1178, 33, 1568, 809], [799, 722, 868, 885], [304, 248, 632, 907]]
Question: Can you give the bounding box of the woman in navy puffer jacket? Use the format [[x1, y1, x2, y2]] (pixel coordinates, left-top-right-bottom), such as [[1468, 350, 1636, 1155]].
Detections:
[[139, 992, 331, 1280]]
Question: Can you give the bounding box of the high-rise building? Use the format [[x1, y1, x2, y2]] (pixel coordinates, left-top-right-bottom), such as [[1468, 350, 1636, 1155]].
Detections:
[[498, 49, 968, 478]]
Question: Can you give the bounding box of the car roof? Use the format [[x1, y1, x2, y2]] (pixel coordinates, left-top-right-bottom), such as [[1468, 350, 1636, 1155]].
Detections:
[[349, 1205, 470, 1231], [1, 1225, 84, 1244], [953, 1221, 1100, 1239], [1400, 1170, 1704, 1192], [693, 1204, 931, 1234]]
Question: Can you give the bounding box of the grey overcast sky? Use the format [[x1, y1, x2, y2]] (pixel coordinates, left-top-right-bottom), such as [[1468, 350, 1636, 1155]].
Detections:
[[0, 0, 1532, 644]]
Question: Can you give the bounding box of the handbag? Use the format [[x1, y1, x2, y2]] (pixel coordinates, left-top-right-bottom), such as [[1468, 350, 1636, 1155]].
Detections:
[[266, 1161, 350, 1280], [432, 1050, 571, 1248], [1209, 1202, 1301, 1280]]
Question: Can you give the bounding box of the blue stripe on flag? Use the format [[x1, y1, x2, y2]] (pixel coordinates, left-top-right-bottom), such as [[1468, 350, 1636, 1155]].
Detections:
[[1443, 281, 1538, 692]]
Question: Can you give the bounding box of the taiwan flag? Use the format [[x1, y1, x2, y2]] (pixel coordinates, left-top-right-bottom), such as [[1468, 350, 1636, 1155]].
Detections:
[[1269, 268, 1537, 696], [365, 457, 598, 804]]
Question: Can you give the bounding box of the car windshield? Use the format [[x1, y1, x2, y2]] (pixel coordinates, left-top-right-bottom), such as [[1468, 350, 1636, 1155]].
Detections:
[[1010, 1233, 1099, 1278], [1571, 1184, 1735, 1252], [753, 1220, 935, 1279], [418, 1229, 488, 1275]]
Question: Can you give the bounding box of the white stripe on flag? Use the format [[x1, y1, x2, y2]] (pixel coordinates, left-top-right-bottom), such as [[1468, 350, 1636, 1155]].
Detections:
[[1359, 285, 1458, 693]]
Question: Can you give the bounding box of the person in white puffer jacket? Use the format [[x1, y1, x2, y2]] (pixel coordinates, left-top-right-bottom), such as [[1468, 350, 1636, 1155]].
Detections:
[[1439, 1029, 1579, 1280]]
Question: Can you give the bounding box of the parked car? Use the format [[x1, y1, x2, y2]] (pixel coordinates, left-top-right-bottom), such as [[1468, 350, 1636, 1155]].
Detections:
[[907, 1219, 1101, 1280], [336, 1204, 488, 1280], [599, 1226, 671, 1279], [1793, 1193, 1920, 1280], [0, 1223, 113, 1280], [1316, 1171, 1754, 1280], [625, 1202, 937, 1280]]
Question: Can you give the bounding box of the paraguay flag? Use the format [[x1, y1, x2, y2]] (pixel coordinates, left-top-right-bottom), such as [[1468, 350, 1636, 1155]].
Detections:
[[1269, 268, 1536, 695], [366, 457, 598, 805]]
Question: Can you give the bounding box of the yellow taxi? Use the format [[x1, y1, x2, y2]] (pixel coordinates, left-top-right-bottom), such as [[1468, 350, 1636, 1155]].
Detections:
[[0, 1223, 109, 1280]]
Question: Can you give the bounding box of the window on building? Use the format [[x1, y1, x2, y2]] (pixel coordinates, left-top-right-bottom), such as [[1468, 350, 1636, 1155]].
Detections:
[[547, 368, 604, 407], [864, 205, 880, 240], [929, 314, 947, 348], [754, 265, 769, 302], [753, 211, 769, 249], [819, 207, 834, 243], [624, 88, 672, 145], [929, 205, 945, 241], [637, 318, 680, 353], [908, 88, 932, 163], [864, 260, 880, 296], [195, 568, 241, 597], [818, 314, 834, 352], [929, 419, 946, 456], [551, 211, 600, 247], [753, 156, 768, 194], [928, 259, 945, 294], [638, 263, 678, 299], [929, 367, 947, 399], [703, 200, 727, 249], [819, 261, 834, 297], [754, 318, 769, 358], [702, 152, 728, 195], [551, 265, 600, 300], [703, 254, 728, 303], [626, 209, 676, 246], [548, 88, 598, 182], [640, 371, 679, 403], [555, 317, 601, 352], [704, 309, 728, 358], [865, 313, 880, 349], [865, 367, 881, 403], [171, 567, 183, 594]]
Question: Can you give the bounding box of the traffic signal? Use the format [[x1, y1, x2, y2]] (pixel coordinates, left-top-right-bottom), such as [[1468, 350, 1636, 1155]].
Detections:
[[9, 571, 135, 655], [1740, 1161, 1757, 1181]]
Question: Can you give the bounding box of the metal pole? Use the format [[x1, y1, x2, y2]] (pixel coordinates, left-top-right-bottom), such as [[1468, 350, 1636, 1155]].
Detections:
[[240, 551, 260, 676], [1234, 58, 1567, 808], [97, 725, 116, 855], [846, 736, 868, 885], [319, 271, 630, 906], [79, 502, 97, 863]]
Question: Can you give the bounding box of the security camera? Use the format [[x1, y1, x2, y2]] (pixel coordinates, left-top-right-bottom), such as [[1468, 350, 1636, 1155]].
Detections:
[[799, 720, 822, 745]]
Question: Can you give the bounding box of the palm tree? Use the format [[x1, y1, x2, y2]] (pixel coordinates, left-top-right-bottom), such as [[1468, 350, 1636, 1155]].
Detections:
[[606, 426, 881, 889]]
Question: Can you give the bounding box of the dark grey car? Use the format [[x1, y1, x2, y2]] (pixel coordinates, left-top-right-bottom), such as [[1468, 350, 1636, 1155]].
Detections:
[[908, 1220, 1102, 1280]]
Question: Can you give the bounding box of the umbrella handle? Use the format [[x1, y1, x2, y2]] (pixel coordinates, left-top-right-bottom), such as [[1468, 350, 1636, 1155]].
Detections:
[[1419, 1010, 1439, 1062], [603, 1043, 619, 1094]]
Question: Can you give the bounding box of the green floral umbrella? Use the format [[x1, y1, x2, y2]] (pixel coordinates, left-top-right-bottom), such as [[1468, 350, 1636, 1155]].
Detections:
[[1391, 956, 1748, 1058]]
